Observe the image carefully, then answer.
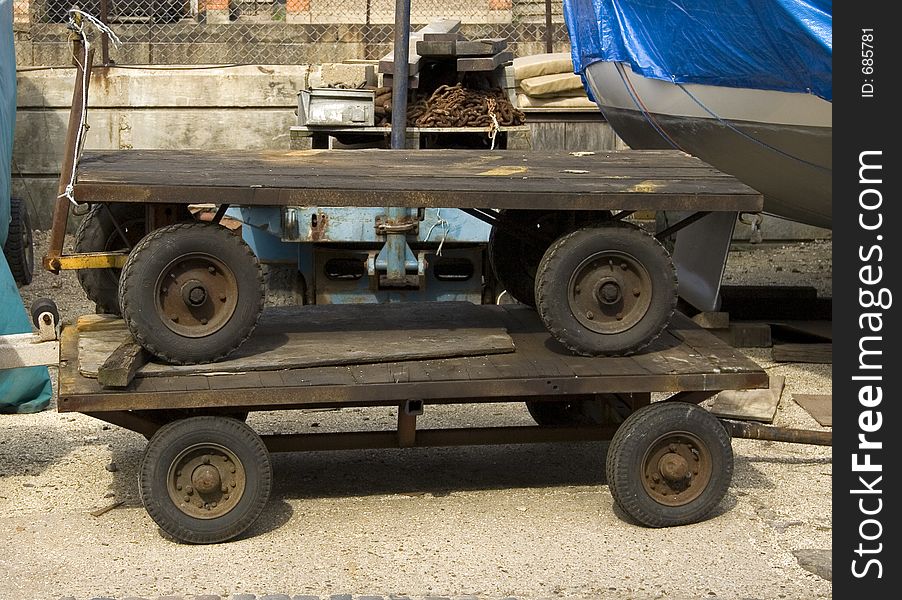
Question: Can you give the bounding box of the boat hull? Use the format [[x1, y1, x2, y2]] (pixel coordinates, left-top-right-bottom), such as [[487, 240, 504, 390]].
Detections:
[[584, 62, 832, 229]]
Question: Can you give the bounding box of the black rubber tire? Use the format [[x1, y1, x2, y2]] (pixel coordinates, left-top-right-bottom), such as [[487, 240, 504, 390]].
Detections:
[[30, 298, 60, 329], [535, 223, 677, 356], [3, 197, 34, 286], [74, 203, 147, 315], [526, 393, 634, 427], [488, 210, 562, 307], [139, 416, 272, 544], [606, 402, 733, 527], [119, 222, 264, 364]]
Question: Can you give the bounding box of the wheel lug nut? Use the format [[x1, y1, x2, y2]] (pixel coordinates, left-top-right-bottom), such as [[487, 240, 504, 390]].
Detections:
[[183, 495, 190, 502], [652, 474, 660, 483], [161, 286, 168, 293], [633, 288, 641, 296], [230, 481, 236, 487], [211, 502, 217, 508], [621, 263, 628, 270], [230, 466, 236, 473], [219, 293, 227, 301], [208, 266, 216, 273], [669, 444, 677, 452], [170, 314, 178, 322], [203, 455, 211, 464], [575, 285, 581, 293], [200, 318, 208, 325], [616, 313, 623, 320], [586, 311, 594, 320], [176, 484, 182, 491], [185, 486, 193, 494]]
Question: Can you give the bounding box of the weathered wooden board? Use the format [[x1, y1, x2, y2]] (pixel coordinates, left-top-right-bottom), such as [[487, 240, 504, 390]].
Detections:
[[772, 343, 832, 364], [793, 394, 832, 426], [379, 19, 461, 75], [456, 39, 508, 57], [458, 52, 513, 72], [78, 302, 515, 379], [59, 306, 770, 414], [709, 375, 785, 423], [73, 149, 763, 213], [97, 341, 149, 388]]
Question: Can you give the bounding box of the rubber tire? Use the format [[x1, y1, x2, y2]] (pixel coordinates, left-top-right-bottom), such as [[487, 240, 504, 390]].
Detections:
[[606, 402, 733, 527], [119, 222, 264, 364], [526, 393, 634, 427], [488, 210, 562, 307], [3, 197, 34, 286], [30, 298, 60, 329], [139, 416, 272, 544], [74, 203, 147, 315], [535, 223, 677, 356]]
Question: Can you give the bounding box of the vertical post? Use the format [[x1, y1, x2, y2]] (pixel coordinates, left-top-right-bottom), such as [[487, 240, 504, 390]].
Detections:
[[45, 43, 94, 272], [386, 0, 412, 283], [100, 0, 110, 66], [544, 0, 553, 54]]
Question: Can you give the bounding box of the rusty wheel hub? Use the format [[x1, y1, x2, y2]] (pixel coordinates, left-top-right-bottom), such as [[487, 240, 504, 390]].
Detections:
[[568, 250, 652, 334], [154, 253, 239, 338], [166, 443, 246, 519], [641, 432, 712, 507]]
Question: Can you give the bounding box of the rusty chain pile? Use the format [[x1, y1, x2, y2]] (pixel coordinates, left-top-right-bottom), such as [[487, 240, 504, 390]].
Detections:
[[373, 84, 524, 129], [407, 84, 525, 128]]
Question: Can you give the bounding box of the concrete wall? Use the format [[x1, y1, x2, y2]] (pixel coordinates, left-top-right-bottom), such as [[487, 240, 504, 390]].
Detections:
[[14, 64, 310, 230]]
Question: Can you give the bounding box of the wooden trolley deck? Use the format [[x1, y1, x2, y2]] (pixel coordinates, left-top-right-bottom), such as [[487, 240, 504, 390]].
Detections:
[[71, 148, 763, 212], [58, 305, 768, 422]]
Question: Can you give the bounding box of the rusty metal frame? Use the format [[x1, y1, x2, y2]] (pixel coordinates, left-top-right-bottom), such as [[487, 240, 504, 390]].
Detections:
[[45, 41, 94, 273]]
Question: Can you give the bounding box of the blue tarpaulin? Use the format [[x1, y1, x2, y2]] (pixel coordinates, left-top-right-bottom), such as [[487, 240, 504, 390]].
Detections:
[[563, 0, 832, 101], [2, 0, 53, 414]]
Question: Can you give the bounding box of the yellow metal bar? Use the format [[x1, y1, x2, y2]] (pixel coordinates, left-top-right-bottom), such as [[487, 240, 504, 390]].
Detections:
[[53, 252, 129, 270]]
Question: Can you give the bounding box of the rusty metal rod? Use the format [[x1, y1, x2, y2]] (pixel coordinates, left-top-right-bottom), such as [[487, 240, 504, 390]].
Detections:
[[545, 0, 554, 53], [45, 44, 94, 272], [720, 419, 832, 446]]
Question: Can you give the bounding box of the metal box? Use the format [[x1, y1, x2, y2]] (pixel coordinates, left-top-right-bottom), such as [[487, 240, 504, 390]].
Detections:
[[297, 88, 375, 127]]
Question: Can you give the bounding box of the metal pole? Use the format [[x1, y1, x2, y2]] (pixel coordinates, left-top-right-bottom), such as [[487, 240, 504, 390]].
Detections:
[[544, 0, 554, 54], [45, 43, 94, 272], [100, 0, 110, 66], [386, 0, 412, 283], [389, 0, 411, 149]]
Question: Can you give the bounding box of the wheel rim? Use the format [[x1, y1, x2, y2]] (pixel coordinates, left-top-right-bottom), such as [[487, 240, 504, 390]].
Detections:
[[166, 442, 247, 520], [568, 250, 653, 334], [154, 253, 239, 338], [640, 431, 713, 507]]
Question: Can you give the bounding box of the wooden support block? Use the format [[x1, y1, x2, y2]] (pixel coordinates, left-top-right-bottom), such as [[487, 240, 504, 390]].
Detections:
[[792, 394, 832, 426], [381, 73, 420, 89], [455, 38, 508, 57], [772, 343, 832, 364], [416, 40, 457, 57], [422, 31, 462, 42], [379, 19, 461, 75], [691, 311, 729, 329], [727, 322, 772, 348], [457, 52, 513, 72], [710, 375, 785, 423], [98, 341, 149, 388]]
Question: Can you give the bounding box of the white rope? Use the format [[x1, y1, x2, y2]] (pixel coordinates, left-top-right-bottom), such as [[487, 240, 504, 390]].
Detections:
[[57, 9, 121, 209], [488, 112, 500, 150], [423, 208, 450, 256]]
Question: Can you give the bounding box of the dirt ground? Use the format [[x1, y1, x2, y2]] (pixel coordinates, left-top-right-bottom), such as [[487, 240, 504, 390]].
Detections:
[[2, 232, 832, 600]]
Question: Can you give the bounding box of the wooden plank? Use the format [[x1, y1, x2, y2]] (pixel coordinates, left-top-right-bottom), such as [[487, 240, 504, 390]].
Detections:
[[97, 341, 149, 388], [379, 19, 461, 74], [416, 40, 456, 57], [793, 394, 832, 426], [772, 343, 832, 364], [421, 31, 462, 42], [77, 303, 515, 379], [72, 149, 763, 213], [710, 375, 785, 423], [457, 52, 514, 72], [455, 38, 508, 57]]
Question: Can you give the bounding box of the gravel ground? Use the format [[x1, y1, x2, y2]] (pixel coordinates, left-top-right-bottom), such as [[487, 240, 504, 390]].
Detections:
[[2, 233, 832, 600]]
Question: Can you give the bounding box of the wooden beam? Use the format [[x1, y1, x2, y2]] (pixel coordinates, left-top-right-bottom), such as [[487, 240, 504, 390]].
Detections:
[[457, 52, 514, 72], [98, 341, 149, 388]]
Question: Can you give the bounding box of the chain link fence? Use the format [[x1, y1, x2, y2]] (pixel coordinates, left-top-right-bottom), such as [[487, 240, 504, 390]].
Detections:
[[14, 0, 569, 66]]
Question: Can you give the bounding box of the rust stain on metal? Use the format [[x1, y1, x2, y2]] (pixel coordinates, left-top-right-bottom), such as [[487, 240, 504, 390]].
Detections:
[[310, 212, 329, 242]]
